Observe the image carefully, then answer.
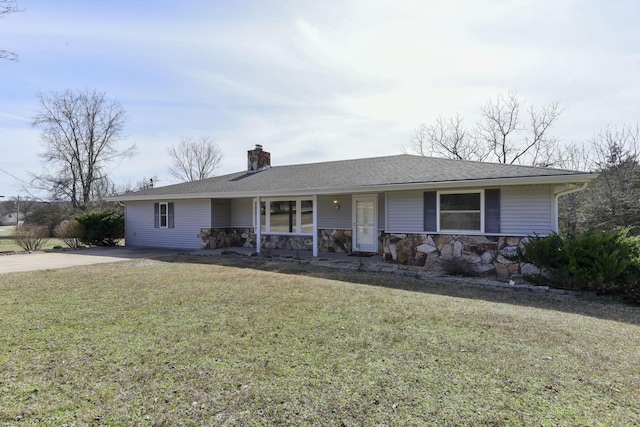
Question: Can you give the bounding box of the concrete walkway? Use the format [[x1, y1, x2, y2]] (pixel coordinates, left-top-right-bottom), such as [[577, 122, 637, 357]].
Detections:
[[0, 245, 381, 274], [0, 247, 184, 274]]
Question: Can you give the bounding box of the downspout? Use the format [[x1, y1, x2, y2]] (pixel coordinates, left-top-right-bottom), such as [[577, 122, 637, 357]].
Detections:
[[552, 182, 589, 233]]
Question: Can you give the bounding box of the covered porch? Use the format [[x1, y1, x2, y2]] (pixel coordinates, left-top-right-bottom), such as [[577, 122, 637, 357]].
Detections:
[[202, 193, 385, 257]]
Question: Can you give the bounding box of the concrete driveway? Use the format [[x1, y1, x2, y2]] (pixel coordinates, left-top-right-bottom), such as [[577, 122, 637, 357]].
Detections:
[[0, 247, 185, 274]]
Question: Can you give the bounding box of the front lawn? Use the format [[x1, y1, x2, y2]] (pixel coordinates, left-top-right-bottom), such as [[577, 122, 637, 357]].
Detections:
[[1, 256, 638, 425]]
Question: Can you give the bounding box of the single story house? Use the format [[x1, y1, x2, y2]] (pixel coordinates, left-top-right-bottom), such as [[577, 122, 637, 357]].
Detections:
[[109, 145, 596, 279], [0, 211, 26, 226]]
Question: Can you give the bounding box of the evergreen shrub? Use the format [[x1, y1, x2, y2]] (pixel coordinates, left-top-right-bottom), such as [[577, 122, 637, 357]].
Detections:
[[514, 230, 640, 303], [75, 211, 124, 246]]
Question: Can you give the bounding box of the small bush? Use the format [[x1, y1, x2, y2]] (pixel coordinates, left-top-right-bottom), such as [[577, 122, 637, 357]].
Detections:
[[75, 211, 124, 246], [516, 230, 640, 301], [54, 219, 84, 248], [563, 230, 639, 293], [13, 223, 50, 251], [509, 233, 570, 285]]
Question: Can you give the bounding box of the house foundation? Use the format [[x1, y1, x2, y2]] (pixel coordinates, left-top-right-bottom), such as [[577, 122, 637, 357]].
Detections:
[[200, 228, 256, 250], [261, 235, 314, 251], [200, 228, 532, 281], [318, 229, 352, 253], [381, 233, 532, 280]]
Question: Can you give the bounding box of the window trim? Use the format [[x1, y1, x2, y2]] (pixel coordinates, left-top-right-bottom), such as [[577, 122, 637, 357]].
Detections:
[[159, 202, 169, 228], [437, 190, 484, 233], [259, 197, 314, 235], [154, 202, 174, 229]]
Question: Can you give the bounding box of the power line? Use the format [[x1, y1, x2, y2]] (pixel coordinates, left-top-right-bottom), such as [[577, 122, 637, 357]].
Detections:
[[0, 167, 30, 186]]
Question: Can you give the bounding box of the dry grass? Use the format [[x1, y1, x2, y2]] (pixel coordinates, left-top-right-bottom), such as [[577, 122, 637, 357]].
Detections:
[[1, 255, 639, 426]]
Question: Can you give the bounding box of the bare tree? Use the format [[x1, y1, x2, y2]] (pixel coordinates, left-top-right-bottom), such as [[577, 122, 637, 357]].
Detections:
[[585, 124, 640, 231], [32, 88, 135, 210], [409, 92, 564, 166], [167, 136, 223, 182], [477, 92, 563, 166], [556, 142, 593, 172], [409, 115, 487, 161], [556, 142, 594, 235], [1, 0, 22, 61]]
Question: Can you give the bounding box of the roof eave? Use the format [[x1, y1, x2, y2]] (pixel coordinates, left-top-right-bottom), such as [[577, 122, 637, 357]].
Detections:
[[107, 173, 598, 201]]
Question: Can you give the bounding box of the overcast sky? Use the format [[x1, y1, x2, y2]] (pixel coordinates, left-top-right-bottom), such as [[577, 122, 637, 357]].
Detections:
[[1, 0, 639, 197]]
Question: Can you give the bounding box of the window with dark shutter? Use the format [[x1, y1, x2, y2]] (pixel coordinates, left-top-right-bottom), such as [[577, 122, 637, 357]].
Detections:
[[155, 202, 174, 228]]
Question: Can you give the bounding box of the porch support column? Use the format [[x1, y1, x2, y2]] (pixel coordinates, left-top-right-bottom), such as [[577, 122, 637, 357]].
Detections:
[[255, 197, 261, 254], [312, 195, 318, 257]]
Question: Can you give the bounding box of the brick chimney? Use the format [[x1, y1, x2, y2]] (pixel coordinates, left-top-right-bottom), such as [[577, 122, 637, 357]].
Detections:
[[247, 144, 271, 173]]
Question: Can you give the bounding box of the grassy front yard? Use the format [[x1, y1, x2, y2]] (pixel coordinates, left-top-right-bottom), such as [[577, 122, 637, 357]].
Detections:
[[1, 255, 639, 425]]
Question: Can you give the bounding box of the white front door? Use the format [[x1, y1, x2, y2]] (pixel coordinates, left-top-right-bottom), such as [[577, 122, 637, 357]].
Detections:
[[352, 195, 378, 253]]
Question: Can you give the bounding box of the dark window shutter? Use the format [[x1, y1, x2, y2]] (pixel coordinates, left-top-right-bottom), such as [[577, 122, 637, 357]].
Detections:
[[154, 203, 159, 228], [485, 189, 500, 233], [424, 191, 437, 232], [168, 203, 175, 228]]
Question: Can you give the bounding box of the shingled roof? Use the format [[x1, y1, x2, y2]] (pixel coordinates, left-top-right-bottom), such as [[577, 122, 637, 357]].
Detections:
[[110, 154, 596, 201]]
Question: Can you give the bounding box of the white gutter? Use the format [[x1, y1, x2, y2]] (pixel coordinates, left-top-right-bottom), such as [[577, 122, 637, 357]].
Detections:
[[552, 182, 590, 233]]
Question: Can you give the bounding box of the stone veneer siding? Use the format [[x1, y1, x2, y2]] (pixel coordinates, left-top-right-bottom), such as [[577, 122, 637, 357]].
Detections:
[[261, 235, 314, 251], [200, 228, 256, 249], [319, 229, 352, 253], [382, 233, 534, 280], [318, 229, 386, 254], [200, 228, 314, 251]]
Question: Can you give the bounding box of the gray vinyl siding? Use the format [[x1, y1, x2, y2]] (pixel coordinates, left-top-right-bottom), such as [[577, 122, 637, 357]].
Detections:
[[317, 195, 352, 229], [230, 198, 254, 227], [211, 199, 231, 227], [385, 186, 555, 235], [386, 190, 424, 232], [501, 185, 554, 235], [125, 199, 211, 249], [316, 193, 384, 230]]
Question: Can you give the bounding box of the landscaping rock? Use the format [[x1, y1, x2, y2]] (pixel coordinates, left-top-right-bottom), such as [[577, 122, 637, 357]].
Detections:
[[416, 243, 438, 253], [453, 240, 463, 257], [521, 263, 541, 276]]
